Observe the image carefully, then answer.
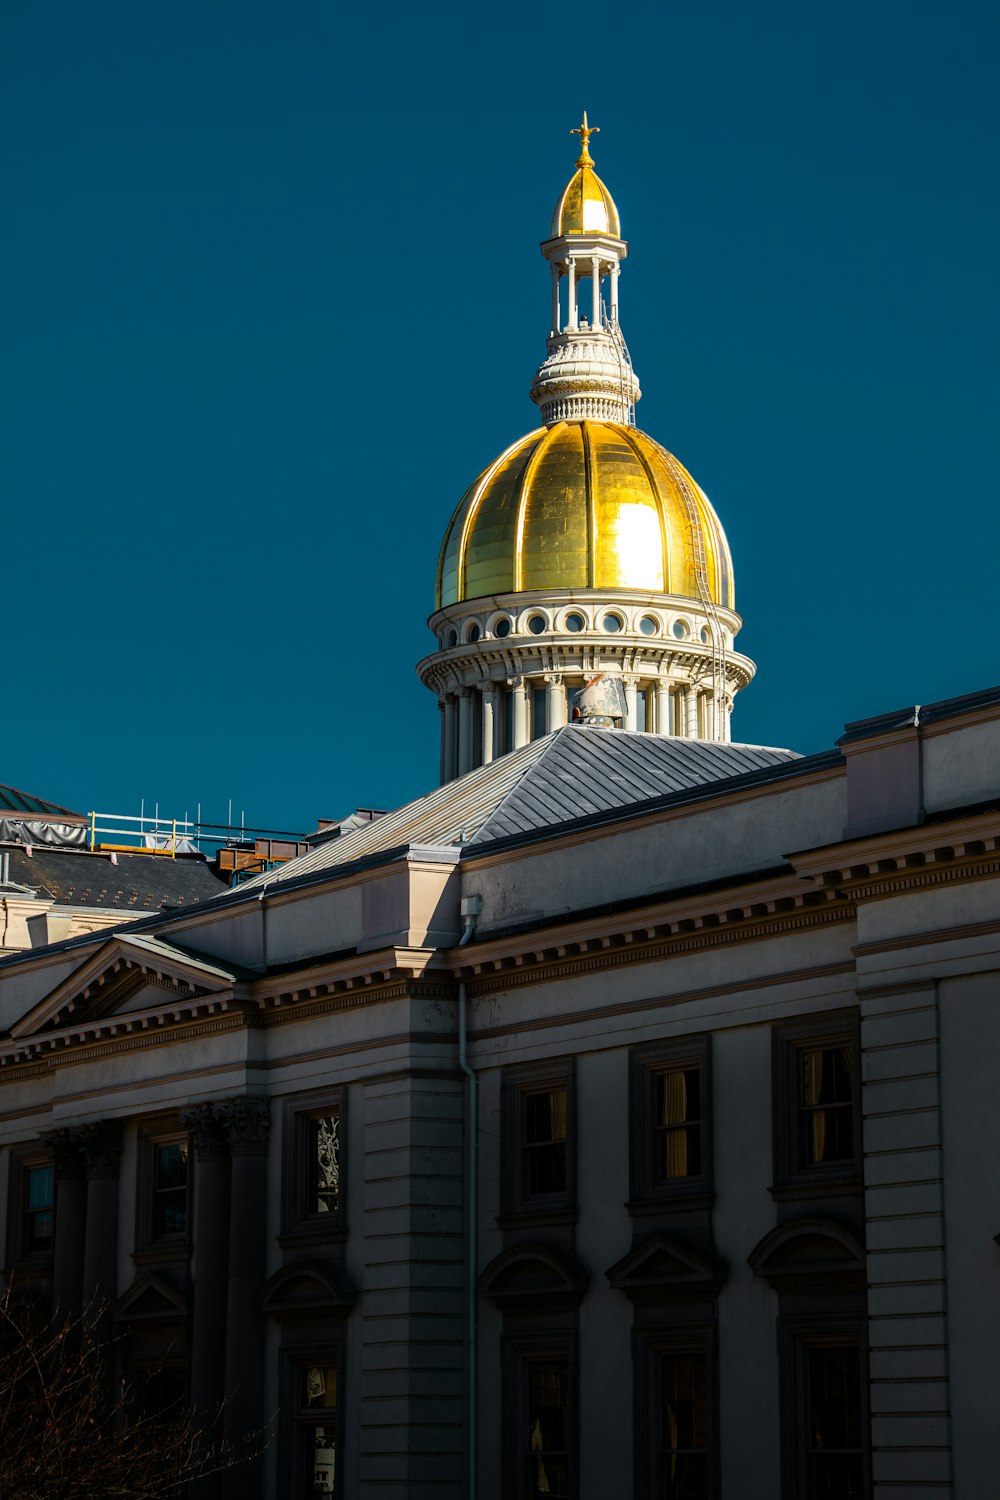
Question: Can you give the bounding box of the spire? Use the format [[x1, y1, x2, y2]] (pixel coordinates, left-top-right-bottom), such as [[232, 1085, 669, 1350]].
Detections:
[[571, 111, 599, 167], [531, 119, 640, 425]]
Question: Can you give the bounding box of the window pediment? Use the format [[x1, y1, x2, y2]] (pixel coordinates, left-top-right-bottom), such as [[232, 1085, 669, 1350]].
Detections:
[[606, 1231, 727, 1303], [747, 1217, 865, 1292], [479, 1242, 589, 1310], [112, 1271, 189, 1325], [260, 1260, 357, 1319]]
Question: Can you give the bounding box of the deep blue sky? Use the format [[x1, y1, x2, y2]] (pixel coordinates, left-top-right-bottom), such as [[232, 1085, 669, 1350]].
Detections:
[[3, 1, 998, 834]]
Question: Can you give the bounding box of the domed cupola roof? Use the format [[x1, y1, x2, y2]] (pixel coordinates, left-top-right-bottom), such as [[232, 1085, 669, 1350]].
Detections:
[[436, 420, 734, 610], [549, 112, 621, 238]]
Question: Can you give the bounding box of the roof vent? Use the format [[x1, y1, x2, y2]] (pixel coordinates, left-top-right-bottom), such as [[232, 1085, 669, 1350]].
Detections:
[[570, 673, 626, 729]]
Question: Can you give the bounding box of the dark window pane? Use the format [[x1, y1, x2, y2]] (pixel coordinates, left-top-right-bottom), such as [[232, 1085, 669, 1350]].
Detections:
[[23, 1165, 54, 1254], [808, 1345, 864, 1500], [660, 1350, 709, 1500], [800, 1045, 854, 1165], [26, 1164, 53, 1211], [310, 1115, 340, 1215], [523, 1087, 567, 1197], [153, 1142, 188, 1236], [528, 1359, 570, 1499]]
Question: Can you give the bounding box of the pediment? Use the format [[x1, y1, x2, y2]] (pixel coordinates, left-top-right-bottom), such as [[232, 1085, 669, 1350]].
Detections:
[[606, 1232, 727, 1303], [112, 1272, 189, 1325], [260, 1260, 356, 1319], [9, 934, 241, 1043], [479, 1243, 589, 1310], [747, 1217, 866, 1291]]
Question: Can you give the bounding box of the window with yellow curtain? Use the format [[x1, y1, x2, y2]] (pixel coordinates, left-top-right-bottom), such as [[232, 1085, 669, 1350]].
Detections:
[[629, 1036, 711, 1207]]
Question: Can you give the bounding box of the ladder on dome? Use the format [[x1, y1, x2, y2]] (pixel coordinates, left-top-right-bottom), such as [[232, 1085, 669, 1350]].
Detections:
[[602, 297, 636, 427]]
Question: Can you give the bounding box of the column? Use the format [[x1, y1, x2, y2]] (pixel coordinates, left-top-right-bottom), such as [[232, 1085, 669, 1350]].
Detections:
[[458, 689, 474, 775], [220, 1097, 271, 1500], [550, 262, 561, 335], [80, 1120, 123, 1341], [610, 262, 620, 323], [481, 686, 496, 764], [656, 682, 672, 736], [591, 255, 601, 327], [860, 981, 954, 1496], [443, 696, 457, 783], [43, 1126, 87, 1326], [511, 678, 529, 748], [545, 673, 566, 731], [684, 685, 698, 739], [623, 676, 638, 732], [181, 1103, 231, 1419], [567, 257, 577, 330]]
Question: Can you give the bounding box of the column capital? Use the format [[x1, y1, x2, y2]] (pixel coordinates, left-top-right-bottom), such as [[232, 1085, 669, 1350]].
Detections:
[[180, 1101, 231, 1161], [217, 1096, 271, 1157], [543, 672, 563, 687], [77, 1120, 123, 1179], [41, 1126, 88, 1180]]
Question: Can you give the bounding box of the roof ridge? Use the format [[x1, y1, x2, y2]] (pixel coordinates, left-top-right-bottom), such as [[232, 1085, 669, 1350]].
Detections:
[[470, 727, 583, 843]]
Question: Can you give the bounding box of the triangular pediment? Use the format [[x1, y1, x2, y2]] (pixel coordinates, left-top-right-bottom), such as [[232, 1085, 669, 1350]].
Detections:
[[112, 1272, 189, 1325], [606, 1232, 727, 1302], [9, 933, 240, 1042]]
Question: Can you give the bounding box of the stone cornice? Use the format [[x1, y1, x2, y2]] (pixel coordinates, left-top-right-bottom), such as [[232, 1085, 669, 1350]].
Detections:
[[790, 809, 1000, 897], [453, 874, 850, 994]]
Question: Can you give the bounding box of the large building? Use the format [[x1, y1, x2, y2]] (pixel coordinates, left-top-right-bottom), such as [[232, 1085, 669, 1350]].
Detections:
[[1, 123, 996, 1500]]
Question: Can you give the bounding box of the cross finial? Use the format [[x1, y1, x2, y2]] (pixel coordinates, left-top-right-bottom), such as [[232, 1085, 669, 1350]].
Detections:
[[571, 111, 599, 165]]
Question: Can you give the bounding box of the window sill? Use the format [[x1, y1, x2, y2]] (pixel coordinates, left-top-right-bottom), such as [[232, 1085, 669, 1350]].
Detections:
[[768, 1176, 863, 1203], [626, 1191, 716, 1217], [278, 1223, 348, 1249], [132, 1243, 191, 1267], [496, 1205, 577, 1231]]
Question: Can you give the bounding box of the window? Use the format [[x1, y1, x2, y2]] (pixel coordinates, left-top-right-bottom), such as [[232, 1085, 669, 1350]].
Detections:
[[6, 1152, 55, 1267], [659, 1349, 709, 1498], [500, 1061, 574, 1223], [502, 1336, 576, 1500], [281, 1091, 345, 1242], [136, 1121, 190, 1251], [780, 1321, 869, 1500], [279, 1350, 343, 1499], [151, 1142, 188, 1238], [773, 1014, 861, 1192], [22, 1163, 54, 1256], [526, 1357, 570, 1498], [635, 1329, 718, 1500], [630, 1037, 711, 1209]]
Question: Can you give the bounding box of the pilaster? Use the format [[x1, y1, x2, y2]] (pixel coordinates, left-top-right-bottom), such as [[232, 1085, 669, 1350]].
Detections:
[[861, 981, 953, 1497]]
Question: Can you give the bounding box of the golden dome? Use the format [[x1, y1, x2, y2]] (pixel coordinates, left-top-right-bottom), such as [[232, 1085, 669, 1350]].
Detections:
[[436, 421, 734, 610], [549, 113, 621, 238]]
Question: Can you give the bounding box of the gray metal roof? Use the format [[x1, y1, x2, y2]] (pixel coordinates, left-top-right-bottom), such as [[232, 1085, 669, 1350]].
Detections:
[[234, 728, 798, 894]]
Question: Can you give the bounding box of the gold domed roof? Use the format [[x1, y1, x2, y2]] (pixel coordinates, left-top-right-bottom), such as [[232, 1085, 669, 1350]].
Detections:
[[436, 421, 734, 610], [549, 112, 621, 238]]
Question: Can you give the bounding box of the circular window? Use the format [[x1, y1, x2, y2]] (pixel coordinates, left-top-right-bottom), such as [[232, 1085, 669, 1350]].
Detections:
[[700, 626, 710, 644], [468, 624, 481, 643], [494, 618, 511, 638], [565, 612, 586, 633], [603, 614, 623, 634], [446, 628, 458, 648], [639, 615, 658, 637], [527, 615, 546, 635], [672, 620, 690, 640]]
